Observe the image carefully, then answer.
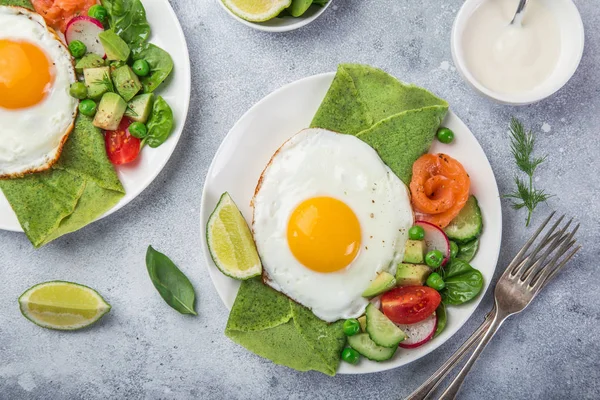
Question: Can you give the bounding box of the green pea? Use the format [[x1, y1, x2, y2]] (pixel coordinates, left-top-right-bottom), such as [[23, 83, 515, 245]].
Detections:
[[78, 99, 97, 117], [69, 82, 88, 100], [343, 319, 360, 336], [436, 127, 455, 144], [68, 40, 87, 59], [425, 249, 445, 269], [132, 59, 150, 77], [408, 225, 425, 241], [88, 5, 108, 22], [128, 122, 147, 139], [450, 241, 459, 259], [426, 272, 446, 291], [341, 348, 360, 365]]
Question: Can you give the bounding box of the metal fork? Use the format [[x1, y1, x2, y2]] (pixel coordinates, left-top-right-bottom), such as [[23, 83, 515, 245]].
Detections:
[[406, 213, 581, 400]]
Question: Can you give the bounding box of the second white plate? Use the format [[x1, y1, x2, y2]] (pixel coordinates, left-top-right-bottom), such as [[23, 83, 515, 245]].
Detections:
[[0, 0, 191, 234], [200, 72, 502, 374]]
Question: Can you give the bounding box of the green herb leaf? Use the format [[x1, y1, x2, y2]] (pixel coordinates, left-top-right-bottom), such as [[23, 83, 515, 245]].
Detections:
[[146, 246, 197, 315], [93, 72, 115, 93], [456, 238, 479, 263], [145, 96, 174, 148], [503, 118, 554, 226], [434, 303, 447, 338], [440, 259, 484, 305], [101, 0, 151, 47]]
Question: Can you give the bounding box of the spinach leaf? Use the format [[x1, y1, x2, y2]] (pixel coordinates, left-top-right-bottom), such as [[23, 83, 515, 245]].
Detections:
[[441, 259, 484, 306], [457, 238, 479, 263], [145, 96, 174, 148], [146, 246, 197, 315], [132, 44, 174, 93], [101, 0, 150, 47], [434, 303, 447, 338]]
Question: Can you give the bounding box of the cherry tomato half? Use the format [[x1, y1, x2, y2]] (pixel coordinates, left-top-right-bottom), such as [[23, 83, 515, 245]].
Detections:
[[105, 118, 141, 165], [381, 286, 441, 325]]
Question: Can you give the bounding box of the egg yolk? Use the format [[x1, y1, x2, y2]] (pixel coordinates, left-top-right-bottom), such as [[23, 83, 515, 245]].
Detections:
[[287, 196, 361, 273], [0, 39, 54, 109]]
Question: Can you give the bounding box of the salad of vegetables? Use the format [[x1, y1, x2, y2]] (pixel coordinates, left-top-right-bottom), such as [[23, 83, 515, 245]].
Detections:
[[61, 0, 175, 165], [340, 138, 485, 365]]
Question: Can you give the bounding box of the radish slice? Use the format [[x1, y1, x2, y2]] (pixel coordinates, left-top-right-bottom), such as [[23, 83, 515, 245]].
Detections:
[[397, 312, 437, 349], [65, 16, 105, 58], [415, 220, 450, 266]]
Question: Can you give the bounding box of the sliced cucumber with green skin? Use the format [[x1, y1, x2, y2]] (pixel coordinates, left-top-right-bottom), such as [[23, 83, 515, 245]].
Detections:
[[444, 196, 483, 243], [347, 333, 397, 361], [365, 304, 406, 348]]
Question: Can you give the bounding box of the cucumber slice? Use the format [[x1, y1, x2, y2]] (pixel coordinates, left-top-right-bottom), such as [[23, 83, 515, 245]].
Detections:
[[347, 333, 397, 362], [444, 196, 483, 243], [365, 304, 406, 348]]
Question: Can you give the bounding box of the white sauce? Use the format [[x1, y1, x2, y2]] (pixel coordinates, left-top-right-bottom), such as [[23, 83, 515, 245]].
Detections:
[[462, 0, 561, 94]]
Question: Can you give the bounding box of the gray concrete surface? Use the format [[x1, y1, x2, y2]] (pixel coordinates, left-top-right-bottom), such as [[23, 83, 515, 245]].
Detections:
[[1, 0, 599, 399]]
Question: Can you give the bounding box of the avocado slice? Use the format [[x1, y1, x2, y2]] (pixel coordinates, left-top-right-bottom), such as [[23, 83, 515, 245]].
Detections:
[[84, 66, 112, 101], [93, 92, 127, 131], [75, 54, 106, 74], [358, 315, 367, 332], [395, 263, 431, 287], [403, 239, 426, 264], [362, 271, 396, 298], [125, 93, 154, 123], [112, 65, 142, 102], [98, 30, 131, 61]]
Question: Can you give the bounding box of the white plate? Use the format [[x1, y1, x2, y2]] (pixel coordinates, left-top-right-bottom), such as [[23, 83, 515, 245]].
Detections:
[[217, 0, 332, 33], [0, 0, 191, 233], [200, 72, 502, 374]]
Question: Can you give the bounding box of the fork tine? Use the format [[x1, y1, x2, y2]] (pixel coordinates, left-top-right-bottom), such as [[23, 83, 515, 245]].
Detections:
[[530, 224, 580, 285], [520, 218, 574, 281], [503, 211, 556, 278], [512, 216, 569, 279], [533, 244, 581, 291], [529, 225, 579, 288]]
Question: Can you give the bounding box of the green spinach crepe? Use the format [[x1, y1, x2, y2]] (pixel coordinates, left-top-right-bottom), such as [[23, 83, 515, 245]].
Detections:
[[311, 64, 448, 184], [0, 115, 124, 247], [225, 64, 448, 375]]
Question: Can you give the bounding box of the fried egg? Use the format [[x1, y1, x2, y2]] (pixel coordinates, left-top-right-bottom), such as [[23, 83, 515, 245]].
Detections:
[[252, 128, 414, 322], [0, 6, 77, 178]]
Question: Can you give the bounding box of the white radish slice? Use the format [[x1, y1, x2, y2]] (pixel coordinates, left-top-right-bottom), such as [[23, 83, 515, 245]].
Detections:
[[65, 16, 106, 58], [397, 312, 437, 349], [416, 220, 450, 266]]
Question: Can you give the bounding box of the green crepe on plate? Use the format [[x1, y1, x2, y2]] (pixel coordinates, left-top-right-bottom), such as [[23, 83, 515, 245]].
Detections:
[[0, 115, 125, 247], [311, 63, 449, 184], [226, 279, 346, 376]]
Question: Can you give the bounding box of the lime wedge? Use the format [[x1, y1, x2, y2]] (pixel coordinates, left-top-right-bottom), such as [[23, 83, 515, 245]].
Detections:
[[221, 0, 292, 22], [19, 281, 111, 331], [207, 192, 262, 280]]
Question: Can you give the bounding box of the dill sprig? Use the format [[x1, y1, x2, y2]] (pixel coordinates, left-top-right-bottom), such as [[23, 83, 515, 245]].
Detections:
[[503, 118, 553, 227], [93, 73, 115, 93]]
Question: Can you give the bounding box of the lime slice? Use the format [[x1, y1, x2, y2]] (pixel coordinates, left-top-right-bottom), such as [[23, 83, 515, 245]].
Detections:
[[207, 192, 262, 280], [19, 281, 111, 331], [222, 0, 292, 22]]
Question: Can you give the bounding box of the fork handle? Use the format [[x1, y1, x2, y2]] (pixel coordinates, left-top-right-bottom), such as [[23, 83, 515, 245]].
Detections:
[[437, 311, 508, 400], [405, 309, 495, 400]]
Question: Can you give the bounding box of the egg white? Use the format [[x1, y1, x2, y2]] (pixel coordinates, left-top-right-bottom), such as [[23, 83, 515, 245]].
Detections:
[[0, 6, 78, 178], [252, 128, 414, 322]]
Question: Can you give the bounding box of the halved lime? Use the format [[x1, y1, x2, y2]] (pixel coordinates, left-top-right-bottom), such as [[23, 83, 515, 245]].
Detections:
[[207, 192, 262, 280], [222, 0, 292, 22], [19, 281, 111, 331]]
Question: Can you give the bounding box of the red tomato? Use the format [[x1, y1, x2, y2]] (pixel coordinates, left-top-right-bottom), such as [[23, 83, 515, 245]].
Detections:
[[381, 286, 441, 325], [105, 118, 141, 165]]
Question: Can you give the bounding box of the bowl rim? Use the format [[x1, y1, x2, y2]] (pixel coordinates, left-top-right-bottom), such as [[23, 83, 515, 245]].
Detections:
[[217, 0, 333, 33], [451, 0, 585, 105]]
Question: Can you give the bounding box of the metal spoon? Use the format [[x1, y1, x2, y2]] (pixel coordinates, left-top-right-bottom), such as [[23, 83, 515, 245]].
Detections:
[[510, 0, 529, 25]]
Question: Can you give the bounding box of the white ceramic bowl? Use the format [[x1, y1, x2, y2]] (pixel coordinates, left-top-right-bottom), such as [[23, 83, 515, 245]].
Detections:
[[451, 0, 584, 105], [218, 0, 332, 32]]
